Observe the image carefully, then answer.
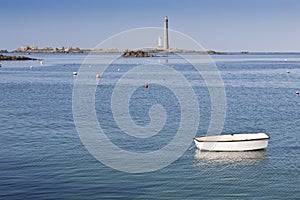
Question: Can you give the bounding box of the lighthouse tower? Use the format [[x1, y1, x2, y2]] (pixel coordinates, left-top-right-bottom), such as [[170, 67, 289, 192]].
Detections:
[[164, 16, 169, 51], [157, 36, 163, 49]]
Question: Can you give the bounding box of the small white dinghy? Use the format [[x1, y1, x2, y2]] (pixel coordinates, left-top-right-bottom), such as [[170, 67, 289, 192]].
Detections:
[[194, 133, 270, 151]]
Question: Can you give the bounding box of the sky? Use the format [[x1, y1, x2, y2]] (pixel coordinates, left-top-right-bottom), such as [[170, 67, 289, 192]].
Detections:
[[1, 0, 300, 52]]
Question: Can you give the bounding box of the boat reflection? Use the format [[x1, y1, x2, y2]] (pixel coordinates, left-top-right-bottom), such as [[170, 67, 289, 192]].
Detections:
[[194, 150, 267, 168]]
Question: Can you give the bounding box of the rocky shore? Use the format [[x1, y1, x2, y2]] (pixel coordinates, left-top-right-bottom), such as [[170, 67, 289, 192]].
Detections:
[[0, 54, 38, 61], [2, 45, 284, 55], [122, 50, 155, 57]]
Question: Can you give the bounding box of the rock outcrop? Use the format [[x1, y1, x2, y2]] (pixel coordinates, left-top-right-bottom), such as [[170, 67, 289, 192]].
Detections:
[[122, 50, 155, 57], [0, 54, 38, 61]]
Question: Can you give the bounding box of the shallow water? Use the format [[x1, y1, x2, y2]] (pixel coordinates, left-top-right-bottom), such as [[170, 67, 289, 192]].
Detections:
[[0, 53, 299, 199]]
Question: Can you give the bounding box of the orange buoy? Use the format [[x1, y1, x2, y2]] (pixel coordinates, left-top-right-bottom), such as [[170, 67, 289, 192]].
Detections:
[[144, 84, 149, 88], [96, 74, 100, 78], [296, 91, 299, 95]]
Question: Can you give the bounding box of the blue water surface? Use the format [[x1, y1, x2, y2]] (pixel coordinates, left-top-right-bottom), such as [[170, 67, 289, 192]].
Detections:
[[0, 53, 299, 199]]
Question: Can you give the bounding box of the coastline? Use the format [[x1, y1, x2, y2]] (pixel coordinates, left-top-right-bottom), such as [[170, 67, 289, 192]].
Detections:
[[2, 46, 300, 56]]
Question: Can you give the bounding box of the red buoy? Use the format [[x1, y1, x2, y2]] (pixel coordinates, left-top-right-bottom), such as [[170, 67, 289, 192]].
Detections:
[[144, 84, 149, 88], [96, 74, 100, 78]]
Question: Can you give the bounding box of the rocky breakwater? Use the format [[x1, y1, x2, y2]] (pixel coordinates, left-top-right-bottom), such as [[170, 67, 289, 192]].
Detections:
[[0, 54, 38, 61], [122, 50, 155, 57]]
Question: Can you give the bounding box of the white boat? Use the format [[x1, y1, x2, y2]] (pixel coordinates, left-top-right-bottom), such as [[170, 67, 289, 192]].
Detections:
[[194, 132, 270, 151]]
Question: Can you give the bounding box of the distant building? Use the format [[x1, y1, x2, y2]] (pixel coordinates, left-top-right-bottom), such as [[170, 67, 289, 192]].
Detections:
[[17, 45, 38, 52], [18, 45, 29, 51], [29, 46, 38, 50], [157, 36, 163, 49]]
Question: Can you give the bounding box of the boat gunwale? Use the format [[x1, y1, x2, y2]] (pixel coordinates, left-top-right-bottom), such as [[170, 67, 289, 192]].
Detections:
[[194, 137, 269, 143], [194, 133, 270, 143]]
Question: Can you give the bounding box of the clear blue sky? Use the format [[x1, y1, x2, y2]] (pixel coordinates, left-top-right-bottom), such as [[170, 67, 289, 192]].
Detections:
[[1, 0, 300, 51]]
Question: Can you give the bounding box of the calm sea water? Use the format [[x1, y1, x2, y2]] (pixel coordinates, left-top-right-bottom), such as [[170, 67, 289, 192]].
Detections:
[[0, 53, 299, 199]]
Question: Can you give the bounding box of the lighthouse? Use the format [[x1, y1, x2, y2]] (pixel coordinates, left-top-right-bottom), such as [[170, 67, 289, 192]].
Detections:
[[164, 16, 169, 51], [157, 36, 163, 49]]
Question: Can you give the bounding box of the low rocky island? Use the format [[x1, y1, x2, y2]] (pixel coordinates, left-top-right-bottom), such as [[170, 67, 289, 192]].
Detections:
[[1, 45, 267, 56], [0, 54, 38, 61], [202, 50, 226, 55], [122, 50, 155, 57], [1, 45, 232, 55]]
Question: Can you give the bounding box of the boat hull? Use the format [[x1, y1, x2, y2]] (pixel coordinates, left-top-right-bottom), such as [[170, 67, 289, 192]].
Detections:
[[194, 133, 269, 151]]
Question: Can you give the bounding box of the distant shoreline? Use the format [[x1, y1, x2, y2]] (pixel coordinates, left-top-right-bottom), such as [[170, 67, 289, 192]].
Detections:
[[1, 46, 300, 55], [2, 51, 300, 55], [1, 50, 299, 61]]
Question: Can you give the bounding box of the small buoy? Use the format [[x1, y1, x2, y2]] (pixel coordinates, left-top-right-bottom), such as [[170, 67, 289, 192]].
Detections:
[[144, 84, 149, 88], [296, 91, 299, 95], [117, 68, 120, 71], [29, 66, 33, 70], [40, 61, 43, 66], [73, 72, 77, 76], [96, 74, 100, 78], [88, 65, 91, 68], [284, 58, 288, 62], [286, 70, 290, 74]]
